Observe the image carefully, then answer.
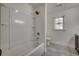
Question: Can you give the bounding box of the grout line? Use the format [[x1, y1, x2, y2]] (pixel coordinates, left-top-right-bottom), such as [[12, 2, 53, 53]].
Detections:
[[45, 3, 47, 54], [8, 7, 12, 49]]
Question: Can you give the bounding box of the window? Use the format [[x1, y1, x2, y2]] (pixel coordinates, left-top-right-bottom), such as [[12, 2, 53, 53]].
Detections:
[[54, 16, 64, 30]]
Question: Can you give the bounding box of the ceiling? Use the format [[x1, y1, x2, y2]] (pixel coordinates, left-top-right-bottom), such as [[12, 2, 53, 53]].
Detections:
[[29, 3, 45, 9], [3, 3, 45, 9], [47, 3, 79, 14]]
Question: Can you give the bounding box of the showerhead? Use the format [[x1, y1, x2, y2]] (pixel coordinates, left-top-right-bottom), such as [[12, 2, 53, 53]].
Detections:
[[35, 11, 39, 15]]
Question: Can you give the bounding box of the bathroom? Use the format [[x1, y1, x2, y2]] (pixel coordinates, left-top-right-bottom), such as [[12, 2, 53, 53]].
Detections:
[[0, 3, 79, 56]]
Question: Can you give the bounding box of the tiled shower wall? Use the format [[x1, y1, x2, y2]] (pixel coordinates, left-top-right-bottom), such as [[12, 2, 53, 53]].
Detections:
[[33, 5, 45, 45], [47, 3, 79, 48]]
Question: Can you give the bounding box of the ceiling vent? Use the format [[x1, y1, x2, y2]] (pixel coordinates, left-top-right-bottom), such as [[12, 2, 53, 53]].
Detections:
[[56, 3, 62, 7]]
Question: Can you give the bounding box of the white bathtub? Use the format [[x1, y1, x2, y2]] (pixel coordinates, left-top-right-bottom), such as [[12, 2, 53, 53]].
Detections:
[[26, 43, 45, 56]]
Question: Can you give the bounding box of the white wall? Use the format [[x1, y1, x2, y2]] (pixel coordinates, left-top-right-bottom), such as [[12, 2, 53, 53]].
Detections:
[[0, 3, 34, 56], [47, 3, 79, 47]]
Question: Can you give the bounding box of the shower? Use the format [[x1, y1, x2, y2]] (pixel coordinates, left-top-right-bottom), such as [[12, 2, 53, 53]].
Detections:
[[0, 3, 79, 56]]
